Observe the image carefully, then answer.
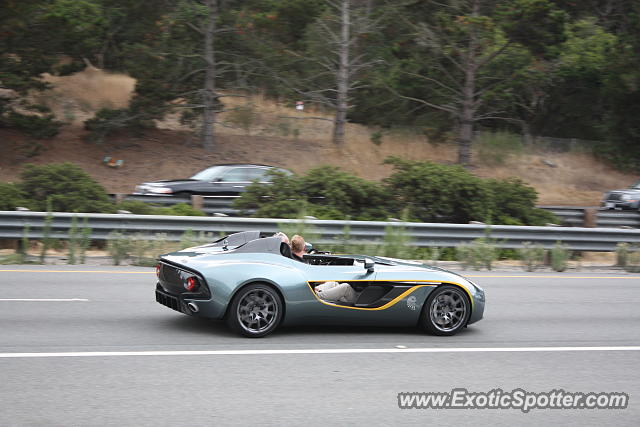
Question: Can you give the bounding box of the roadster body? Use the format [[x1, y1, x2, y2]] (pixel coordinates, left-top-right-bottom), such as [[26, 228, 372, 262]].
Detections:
[[155, 231, 485, 337]]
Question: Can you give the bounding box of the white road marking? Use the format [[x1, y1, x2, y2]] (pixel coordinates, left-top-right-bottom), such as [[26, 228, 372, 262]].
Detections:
[[0, 298, 89, 302], [0, 346, 639, 358]]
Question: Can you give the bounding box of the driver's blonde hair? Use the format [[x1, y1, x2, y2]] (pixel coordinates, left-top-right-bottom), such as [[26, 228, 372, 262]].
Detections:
[[291, 235, 305, 253]]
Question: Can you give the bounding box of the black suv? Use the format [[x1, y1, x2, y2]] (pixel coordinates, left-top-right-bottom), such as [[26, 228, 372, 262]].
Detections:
[[133, 164, 290, 196], [601, 180, 640, 210]]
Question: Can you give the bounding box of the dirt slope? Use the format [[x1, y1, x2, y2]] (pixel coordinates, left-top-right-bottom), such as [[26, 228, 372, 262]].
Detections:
[[0, 68, 636, 205]]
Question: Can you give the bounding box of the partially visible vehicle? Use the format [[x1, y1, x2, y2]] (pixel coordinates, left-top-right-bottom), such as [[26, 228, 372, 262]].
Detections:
[[601, 180, 640, 210], [134, 164, 290, 197]]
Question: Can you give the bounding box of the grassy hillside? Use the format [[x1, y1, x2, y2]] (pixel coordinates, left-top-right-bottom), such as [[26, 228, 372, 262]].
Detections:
[[0, 69, 635, 206]]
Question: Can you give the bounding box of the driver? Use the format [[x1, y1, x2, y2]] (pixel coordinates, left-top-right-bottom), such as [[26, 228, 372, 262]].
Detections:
[[290, 235, 307, 263]]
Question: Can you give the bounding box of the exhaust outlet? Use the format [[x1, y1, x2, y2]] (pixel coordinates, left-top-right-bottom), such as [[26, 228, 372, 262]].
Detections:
[[187, 302, 199, 313]]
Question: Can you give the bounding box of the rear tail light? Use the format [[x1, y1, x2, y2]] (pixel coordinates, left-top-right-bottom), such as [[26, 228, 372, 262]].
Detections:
[[156, 264, 161, 278], [184, 276, 199, 292]]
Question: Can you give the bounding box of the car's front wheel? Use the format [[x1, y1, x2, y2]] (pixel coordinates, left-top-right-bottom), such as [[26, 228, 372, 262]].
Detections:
[[227, 284, 283, 337], [420, 285, 470, 336]]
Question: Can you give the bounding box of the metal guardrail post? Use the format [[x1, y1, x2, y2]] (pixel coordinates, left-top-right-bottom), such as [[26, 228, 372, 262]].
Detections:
[[191, 195, 204, 212], [583, 208, 597, 228]]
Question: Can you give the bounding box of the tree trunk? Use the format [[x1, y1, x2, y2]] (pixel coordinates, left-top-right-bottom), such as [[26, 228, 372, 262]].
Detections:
[[457, 0, 479, 167], [522, 121, 533, 146], [332, 0, 350, 146], [202, 0, 217, 152]]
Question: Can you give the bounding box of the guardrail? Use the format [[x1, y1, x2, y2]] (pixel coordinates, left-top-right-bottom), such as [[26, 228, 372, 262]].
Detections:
[[2, 211, 640, 252], [120, 195, 244, 216], [116, 196, 640, 228], [537, 206, 589, 227]]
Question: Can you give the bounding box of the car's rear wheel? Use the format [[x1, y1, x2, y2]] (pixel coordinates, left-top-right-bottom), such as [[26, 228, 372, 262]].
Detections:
[[227, 284, 283, 337], [420, 285, 470, 336]]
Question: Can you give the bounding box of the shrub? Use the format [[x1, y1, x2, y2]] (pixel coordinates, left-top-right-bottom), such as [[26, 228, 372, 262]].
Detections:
[[550, 241, 570, 272], [130, 234, 158, 267], [84, 108, 140, 144], [236, 167, 392, 220], [0, 182, 30, 211], [370, 131, 383, 145], [226, 106, 256, 134], [78, 217, 91, 264], [485, 178, 558, 226], [3, 111, 61, 139], [456, 238, 498, 270], [116, 200, 161, 215], [67, 216, 79, 264], [624, 245, 640, 273], [155, 203, 205, 216], [178, 229, 213, 249], [19, 163, 115, 213], [382, 223, 414, 259], [384, 157, 493, 223], [39, 205, 54, 264], [616, 242, 629, 267], [385, 157, 556, 226], [518, 242, 546, 271], [107, 231, 131, 265]]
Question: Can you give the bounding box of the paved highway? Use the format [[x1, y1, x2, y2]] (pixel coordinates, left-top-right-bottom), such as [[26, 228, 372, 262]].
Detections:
[[0, 266, 639, 426]]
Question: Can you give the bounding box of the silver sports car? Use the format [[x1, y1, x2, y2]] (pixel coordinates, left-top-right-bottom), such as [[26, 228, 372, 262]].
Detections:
[[155, 231, 485, 337]]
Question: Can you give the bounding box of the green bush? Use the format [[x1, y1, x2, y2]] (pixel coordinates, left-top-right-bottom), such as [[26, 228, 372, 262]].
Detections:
[[456, 238, 498, 270], [624, 245, 640, 273], [385, 157, 554, 225], [550, 241, 570, 272], [236, 159, 554, 226], [235, 167, 392, 220], [84, 108, 139, 144], [226, 106, 256, 134], [3, 111, 61, 139], [115, 200, 161, 215], [485, 178, 558, 226], [518, 242, 546, 271], [0, 182, 30, 211], [382, 223, 414, 259], [67, 216, 79, 264], [19, 163, 115, 213], [155, 203, 206, 216], [107, 231, 131, 265], [384, 157, 494, 224], [616, 242, 629, 267]]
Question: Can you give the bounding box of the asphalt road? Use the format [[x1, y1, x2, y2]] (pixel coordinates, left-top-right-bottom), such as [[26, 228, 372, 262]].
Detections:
[[0, 265, 639, 426]]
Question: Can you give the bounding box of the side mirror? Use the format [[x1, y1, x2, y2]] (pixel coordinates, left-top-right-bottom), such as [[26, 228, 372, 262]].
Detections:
[[363, 258, 375, 273], [304, 242, 314, 254]]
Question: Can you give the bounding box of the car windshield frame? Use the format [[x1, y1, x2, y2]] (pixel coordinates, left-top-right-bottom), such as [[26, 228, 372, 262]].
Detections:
[[190, 166, 228, 181]]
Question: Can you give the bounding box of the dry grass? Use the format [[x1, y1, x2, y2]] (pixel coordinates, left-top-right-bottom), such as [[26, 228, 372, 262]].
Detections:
[[474, 152, 635, 205], [161, 92, 456, 180], [12, 71, 638, 205], [34, 67, 135, 125]]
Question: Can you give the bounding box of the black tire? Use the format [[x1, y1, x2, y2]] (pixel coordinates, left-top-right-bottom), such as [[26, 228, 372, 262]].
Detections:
[[226, 283, 283, 337], [419, 285, 471, 336]]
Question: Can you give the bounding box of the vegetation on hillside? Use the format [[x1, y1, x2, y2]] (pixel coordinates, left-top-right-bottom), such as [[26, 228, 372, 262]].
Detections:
[[0, 163, 207, 216], [1, 1, 640, 170], [235, 159, 556, 225]]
